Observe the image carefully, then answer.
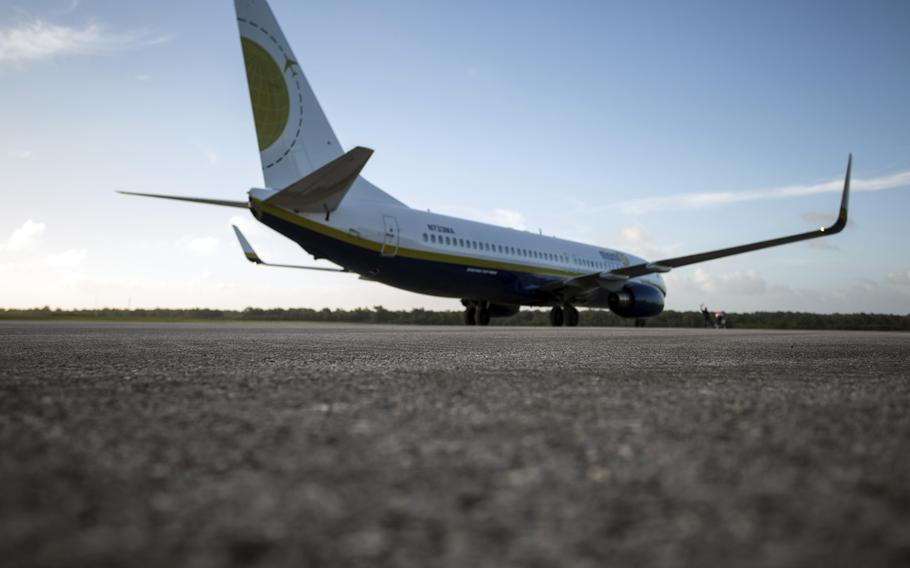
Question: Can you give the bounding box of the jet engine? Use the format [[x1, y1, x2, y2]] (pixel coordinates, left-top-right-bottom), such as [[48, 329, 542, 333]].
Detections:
[[607, 281, 665, 318]]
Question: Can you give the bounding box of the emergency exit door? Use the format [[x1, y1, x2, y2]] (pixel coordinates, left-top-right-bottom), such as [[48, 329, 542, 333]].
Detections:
[[380, 216, 399, 257]]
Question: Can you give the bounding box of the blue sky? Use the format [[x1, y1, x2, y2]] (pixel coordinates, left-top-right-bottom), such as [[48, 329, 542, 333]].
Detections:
[[1, 0, 909, 313]]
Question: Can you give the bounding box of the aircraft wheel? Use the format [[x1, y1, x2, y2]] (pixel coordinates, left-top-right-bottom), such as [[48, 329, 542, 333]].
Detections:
[[475, 305, 491, 326], [464, 307, 476, 326], [549, 306, 564, 327], [565, 305, 579, 327]]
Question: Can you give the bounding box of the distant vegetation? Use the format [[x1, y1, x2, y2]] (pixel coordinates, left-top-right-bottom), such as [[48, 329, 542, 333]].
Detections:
[[1, 307, 908, 331]]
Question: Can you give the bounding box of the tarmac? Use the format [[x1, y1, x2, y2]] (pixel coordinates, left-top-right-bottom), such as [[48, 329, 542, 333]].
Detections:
[[1, 321, 908, 567]]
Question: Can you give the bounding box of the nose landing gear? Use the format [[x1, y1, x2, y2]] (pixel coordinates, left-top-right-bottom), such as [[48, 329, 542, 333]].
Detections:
[[474, 304, 491, 326], [462, 301, 491, 326], [549, 306, 564, 327]]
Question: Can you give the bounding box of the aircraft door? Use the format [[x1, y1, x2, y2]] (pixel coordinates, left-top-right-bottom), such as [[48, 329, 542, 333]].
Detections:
[[381, 215, 399, 257]]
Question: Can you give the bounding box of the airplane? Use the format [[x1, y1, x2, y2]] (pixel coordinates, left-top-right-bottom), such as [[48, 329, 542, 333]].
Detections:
[[121, 0, 851, 327]]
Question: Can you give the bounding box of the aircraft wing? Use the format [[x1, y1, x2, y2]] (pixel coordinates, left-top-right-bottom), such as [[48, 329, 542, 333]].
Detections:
[[545, 154, 851, 295]]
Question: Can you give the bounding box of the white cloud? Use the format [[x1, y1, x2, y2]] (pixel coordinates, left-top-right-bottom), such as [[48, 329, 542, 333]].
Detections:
[[675, 267, 768, 296], [487, 208, 527, 230], [134, 73, 151, 82], [178, 235, 219, 255], [0, 20, 167, 64], [2, 219, 45, 252], [616, 227, 651, 245], [8, 149, 33, 159], [43, 248, 87, 268], [616, 168, 910, 214], [887, 271, 910, 287], [607, 225, 678, 260], [617, 226, 647, 245], [436, 206, 528, 231]]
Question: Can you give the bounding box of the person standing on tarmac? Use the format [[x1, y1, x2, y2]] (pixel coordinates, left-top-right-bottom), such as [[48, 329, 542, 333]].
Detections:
[[700, 304, 715, 328], [715, 311, 727, 329]]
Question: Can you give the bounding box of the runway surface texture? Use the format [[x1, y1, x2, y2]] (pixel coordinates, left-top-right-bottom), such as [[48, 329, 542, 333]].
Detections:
[[1, 321, 908, 567]]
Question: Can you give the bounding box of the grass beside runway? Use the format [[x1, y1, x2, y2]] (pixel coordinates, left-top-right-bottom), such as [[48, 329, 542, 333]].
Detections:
[[1, 306, 908, 331]]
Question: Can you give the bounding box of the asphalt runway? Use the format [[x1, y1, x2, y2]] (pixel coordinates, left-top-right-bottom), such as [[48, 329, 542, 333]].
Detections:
[[1, 321, 908, 567]]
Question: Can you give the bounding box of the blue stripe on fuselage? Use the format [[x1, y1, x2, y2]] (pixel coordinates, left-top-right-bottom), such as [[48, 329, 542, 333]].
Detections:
[[257, 211, 564, 305]]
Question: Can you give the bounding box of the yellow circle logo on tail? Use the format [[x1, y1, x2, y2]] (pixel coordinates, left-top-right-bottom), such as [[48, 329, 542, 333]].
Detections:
[[241, 37, 289, 152]]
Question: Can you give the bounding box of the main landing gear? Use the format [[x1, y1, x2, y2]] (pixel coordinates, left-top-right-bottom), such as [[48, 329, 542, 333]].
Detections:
[[464, 303, 491, 326], [549, 305, 579, 327]]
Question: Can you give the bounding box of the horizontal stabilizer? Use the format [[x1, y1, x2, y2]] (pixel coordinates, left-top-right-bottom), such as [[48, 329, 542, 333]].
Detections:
[[118, 191, 248, 208], [231, 225, 347, 272], [266, 146, 373, 214]]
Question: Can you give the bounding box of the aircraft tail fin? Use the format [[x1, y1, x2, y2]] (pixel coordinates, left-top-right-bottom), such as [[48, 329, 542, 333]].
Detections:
[[234, 0, 343, 189]]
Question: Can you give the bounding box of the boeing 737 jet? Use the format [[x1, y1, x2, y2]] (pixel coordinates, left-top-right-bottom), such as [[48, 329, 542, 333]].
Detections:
[[122, 0, 851, 326]]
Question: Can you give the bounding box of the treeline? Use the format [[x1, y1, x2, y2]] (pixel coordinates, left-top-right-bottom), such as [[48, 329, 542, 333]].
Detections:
[[1, 306, 908, 331]]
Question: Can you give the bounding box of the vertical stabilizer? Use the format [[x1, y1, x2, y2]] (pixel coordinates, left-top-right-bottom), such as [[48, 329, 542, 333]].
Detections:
[[234, 0, 343, 189]]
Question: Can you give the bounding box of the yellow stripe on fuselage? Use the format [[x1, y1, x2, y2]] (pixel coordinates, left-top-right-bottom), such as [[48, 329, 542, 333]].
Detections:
[[252, 198, 583, 278]]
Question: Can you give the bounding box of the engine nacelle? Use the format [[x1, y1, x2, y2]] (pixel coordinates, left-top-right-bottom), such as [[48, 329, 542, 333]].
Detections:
[[608, 282, 665, 319]]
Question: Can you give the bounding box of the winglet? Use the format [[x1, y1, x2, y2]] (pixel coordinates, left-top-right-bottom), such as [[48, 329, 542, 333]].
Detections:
[[232, 225, 262, 264], [840, 153, 851, 224], [824, 153, 851, 233]]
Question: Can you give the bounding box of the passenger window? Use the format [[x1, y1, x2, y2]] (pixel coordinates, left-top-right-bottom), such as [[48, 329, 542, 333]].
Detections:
[[445, 236, 451, 245], [422, 233, 428, 242], [430, 234, 437, 244], [459, 238, 464, 247]]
